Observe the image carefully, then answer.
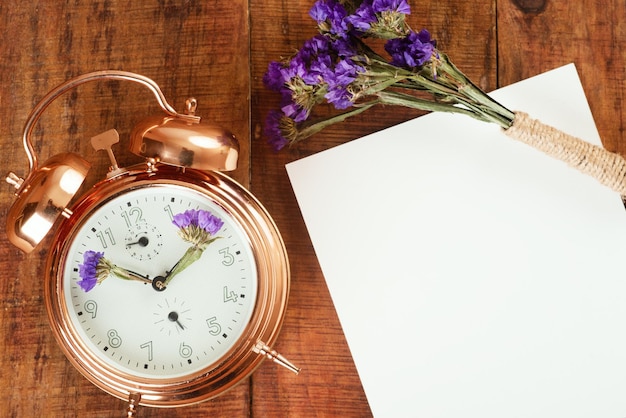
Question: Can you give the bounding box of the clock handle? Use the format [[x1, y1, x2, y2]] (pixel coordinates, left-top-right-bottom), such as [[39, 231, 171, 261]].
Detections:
[[5, 71, 201, 253], [19, 70, 200, 176]]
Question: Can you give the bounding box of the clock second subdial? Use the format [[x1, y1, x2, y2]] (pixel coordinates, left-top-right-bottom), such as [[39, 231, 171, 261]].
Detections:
[[125, 222, 163, 260], [154, 298, 192, 336]]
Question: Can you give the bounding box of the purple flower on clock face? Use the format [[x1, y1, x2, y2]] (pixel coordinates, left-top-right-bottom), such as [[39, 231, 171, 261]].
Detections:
[[197, 210, 224, 236], [77, 250, 105, 292], [173, 209, 224, 247], [172, 210, 195, 229]]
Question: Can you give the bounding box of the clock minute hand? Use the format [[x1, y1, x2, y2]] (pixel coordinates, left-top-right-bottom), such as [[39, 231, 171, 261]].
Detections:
[[152, 245, 204, 291], [151, 208, 224, 291]]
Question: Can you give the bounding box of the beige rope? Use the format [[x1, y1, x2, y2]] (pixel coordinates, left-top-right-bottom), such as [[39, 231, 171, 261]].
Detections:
[[503, 111, 626, 195]]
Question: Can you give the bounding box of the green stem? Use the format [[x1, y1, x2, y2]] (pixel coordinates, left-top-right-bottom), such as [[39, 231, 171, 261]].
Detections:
[[294, 101, 380, 143], [376, 90, 509, 126], [436, 52, 515, 125], [163, 246, 204, 286], [369, 56, 511, 127]]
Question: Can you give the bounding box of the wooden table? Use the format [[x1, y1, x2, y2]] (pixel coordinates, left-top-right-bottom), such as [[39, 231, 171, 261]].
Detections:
[[0, 0, 624, 416]]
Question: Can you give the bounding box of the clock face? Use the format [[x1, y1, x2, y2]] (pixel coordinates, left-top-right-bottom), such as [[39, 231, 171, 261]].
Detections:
[[60, 184, 258, 379]]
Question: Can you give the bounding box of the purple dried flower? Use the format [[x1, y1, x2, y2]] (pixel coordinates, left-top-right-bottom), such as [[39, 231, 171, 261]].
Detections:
[[310, 0, 350, 38], [325, 87, 353, 109], [329, 58, 364, 86], [263, 36, 333, 95], [346, 0, 376, 31], [282, 101, 310, 123], [372, 0, 411, 14], [295, 35, 335, 83], [77, 250, 104, 292], [263, 61, 287, 92], [197, 210, 224, 236], [173, 209, 224, 247], [262, 0, 517, 150], [324, 58, 364, 109], [172, 209, 196, 229], [385, 29, 437, 69], [332, 37, 359, 58], [264, 35, 339, 127], [347, 0, 411, 33], [264, 110, 293, 151]]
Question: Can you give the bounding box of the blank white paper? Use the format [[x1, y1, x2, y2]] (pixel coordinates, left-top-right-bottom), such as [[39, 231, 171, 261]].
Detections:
[[287, 64, 626, 418]]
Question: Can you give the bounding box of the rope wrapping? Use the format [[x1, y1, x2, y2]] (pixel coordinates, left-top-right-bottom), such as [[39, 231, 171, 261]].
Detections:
[[503, 111, 626, 195]]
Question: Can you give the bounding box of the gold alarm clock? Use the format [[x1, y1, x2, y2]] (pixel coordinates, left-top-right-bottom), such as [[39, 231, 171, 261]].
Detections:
[[5, 71, 298, 415]]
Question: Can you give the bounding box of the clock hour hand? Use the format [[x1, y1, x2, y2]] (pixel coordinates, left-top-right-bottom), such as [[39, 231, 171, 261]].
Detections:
[[113, 266, 151, 283], [78, 250, 151, 292]]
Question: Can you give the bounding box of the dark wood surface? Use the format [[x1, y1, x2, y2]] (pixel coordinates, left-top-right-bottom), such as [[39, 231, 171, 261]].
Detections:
[[1, 0, 624, 416]]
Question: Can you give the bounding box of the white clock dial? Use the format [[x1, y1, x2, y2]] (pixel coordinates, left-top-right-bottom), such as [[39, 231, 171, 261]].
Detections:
[[61, 184, 258, 379]]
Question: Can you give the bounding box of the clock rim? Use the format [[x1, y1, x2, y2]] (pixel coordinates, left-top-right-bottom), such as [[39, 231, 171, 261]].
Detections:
[[43, 163, 291, 407]]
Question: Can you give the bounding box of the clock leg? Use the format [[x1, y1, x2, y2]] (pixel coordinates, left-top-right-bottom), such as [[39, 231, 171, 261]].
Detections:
[[126, 392, 141, 417], [253, 341, 301, 374]]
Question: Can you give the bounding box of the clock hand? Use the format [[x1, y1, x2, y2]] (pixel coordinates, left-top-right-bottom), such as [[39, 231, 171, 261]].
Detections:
[[78, 250, 151, 292], [126, 235, 149, 247], [151, 209, 224, 291], [110, 265, 151, 283], [151, 247, 201, 291], [168, 311, 185, 330]]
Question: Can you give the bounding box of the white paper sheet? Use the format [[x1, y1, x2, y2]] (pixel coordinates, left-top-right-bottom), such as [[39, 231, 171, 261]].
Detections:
[[286, 64, 626, 418]]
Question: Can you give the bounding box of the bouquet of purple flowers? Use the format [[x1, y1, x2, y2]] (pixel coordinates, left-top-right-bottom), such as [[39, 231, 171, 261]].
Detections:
[[264, 0, 626, 195]]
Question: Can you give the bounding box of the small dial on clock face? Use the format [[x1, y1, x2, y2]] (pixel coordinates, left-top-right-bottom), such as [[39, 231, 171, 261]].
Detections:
[[125, 222, 163, 260], [61, 185, 258, 379], [153, 297, 192, 336]]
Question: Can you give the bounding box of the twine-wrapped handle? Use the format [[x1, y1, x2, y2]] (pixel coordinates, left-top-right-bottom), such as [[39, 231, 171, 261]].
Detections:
[[503, 111, 626, 195]]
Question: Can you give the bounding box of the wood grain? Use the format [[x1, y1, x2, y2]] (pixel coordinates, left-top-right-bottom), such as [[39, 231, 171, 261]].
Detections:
[[1, 0, 624, 416], [0, 1, 250, 416], [249, 1, 496, 417], [498, 0, 626, 154]]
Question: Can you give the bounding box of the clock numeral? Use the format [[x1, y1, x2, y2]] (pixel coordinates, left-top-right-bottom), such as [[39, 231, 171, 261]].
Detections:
[[206, 316, 222, 336], [219, 247, 235, 266], [84, 300, 98, 319], [179, 342, 193, 359], [96, 227, 116, 248], [223, 286, 238, 303], [121, 207, 145, 227], [163, 205, 174, 221], [140, 341, 153, 361], [107, 329, 122, 348]]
